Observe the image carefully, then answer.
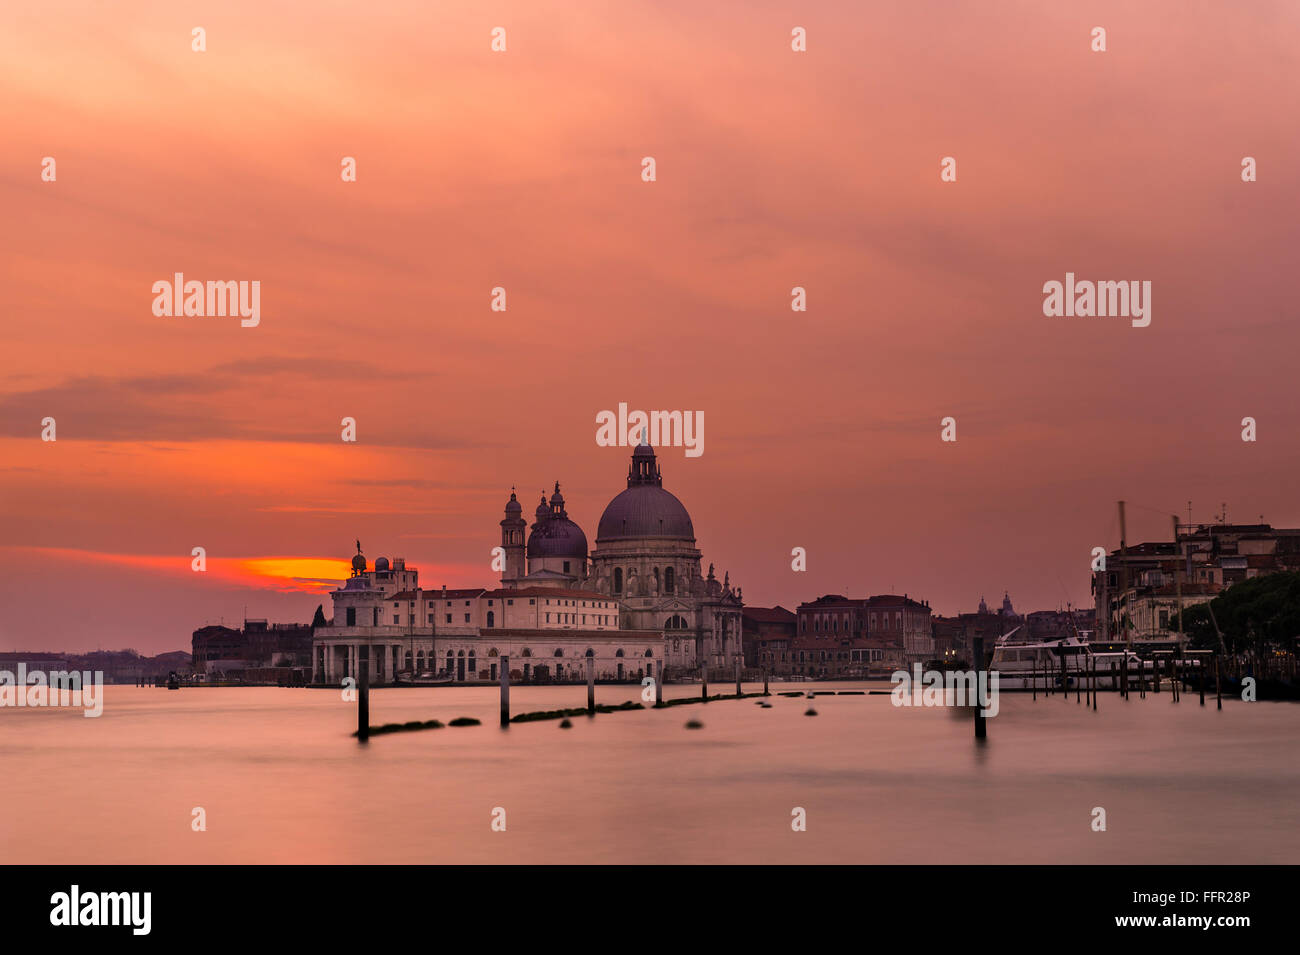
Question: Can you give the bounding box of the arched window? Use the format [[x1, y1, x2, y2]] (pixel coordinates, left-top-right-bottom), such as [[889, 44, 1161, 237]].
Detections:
[[644, 649, 653, 657], [613, 568, 623, 593], [664, 566, 674, 594], [486, 610, 495, 628], [615, 648, 625, 657], [585, 648, 594, 657], [416, 650, 425, 669], [522, 647, 532, 657], [488, 647, 498, 657], [554, 648, 564, 657], [468, 652, 476, 674], [404, 650, 413, 670], [665, 615, 688, 630]]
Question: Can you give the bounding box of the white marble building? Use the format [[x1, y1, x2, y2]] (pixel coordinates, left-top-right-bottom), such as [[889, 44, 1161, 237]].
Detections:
[[312, 442, 743, 684]]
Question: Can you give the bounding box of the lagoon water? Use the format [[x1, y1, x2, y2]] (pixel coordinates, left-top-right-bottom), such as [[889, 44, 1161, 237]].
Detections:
[[4, 682, 1297, 864]]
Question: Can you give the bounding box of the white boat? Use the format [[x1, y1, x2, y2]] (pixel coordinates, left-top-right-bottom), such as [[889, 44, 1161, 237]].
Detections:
[[989, 632, 1142, 690]]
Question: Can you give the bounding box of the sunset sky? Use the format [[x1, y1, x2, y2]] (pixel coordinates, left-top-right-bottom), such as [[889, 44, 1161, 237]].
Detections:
[[2, 1, 1298, 653]]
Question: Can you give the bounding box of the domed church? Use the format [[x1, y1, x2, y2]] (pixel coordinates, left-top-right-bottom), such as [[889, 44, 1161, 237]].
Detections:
[[312, 440, 743, 685], [498, 439, 744, 672], [498, 483, 590, 588], [592, 442, 743, 672]]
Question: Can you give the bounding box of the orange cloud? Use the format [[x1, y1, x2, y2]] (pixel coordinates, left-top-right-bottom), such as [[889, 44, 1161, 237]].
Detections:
[[3, 546, 348, 594], [236, 557, 353, 593]]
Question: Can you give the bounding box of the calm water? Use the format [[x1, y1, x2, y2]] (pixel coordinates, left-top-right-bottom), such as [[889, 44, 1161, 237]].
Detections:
[[4, 682, 1298, 863]]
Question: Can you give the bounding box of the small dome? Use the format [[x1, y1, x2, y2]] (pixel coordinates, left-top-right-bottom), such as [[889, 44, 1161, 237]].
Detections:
[[374, 556, 390, 572], [527, 518, 588, 560], [505, 491, 522, 514]]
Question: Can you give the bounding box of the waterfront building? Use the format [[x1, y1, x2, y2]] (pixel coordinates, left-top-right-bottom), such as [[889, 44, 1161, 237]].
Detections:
[[192, 620, 313, 681], [312, 441, 744, 683], [794, 593, 933, 670], [865, 594, 934, 661], [742, 606, 796, 669], [0, 651, 71, 677], [931, 600, 1017, 665], [1092, 520, 1300, 648]]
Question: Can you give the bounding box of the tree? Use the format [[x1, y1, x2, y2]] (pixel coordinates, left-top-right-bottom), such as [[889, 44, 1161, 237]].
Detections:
[[1175, 571, 1300, 660], [311, 604, 327, 630]]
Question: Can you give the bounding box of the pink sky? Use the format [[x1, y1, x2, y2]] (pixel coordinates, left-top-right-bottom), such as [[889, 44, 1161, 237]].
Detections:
[[2, 1, 1298, 652]]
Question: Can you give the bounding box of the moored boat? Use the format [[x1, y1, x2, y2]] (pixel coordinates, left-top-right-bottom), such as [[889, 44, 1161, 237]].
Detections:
[[990, 634, 1142, 690]]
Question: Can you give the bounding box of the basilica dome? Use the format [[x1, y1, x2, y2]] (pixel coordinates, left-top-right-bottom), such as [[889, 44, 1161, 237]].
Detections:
[[596, 443, 696, 542], [527, 484, 589, 559]]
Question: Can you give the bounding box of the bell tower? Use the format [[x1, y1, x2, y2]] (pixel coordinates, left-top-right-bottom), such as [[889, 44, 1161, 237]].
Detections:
[[500, 489, 526, 584]]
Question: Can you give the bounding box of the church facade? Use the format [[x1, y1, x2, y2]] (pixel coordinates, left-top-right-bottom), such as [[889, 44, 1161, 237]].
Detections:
[[312, 442, 744, 684]]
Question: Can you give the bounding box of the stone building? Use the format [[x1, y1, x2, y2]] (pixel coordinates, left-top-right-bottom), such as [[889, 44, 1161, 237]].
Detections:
[[312, 441, 743, 683], [794, 593, 933, 669], [742, 606, 796, 668], [1092, 521, 1300, 647], [586, 442, 744, 674]]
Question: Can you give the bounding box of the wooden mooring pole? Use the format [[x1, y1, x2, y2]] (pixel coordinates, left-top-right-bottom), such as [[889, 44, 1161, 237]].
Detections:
[[1215, 652, 1222, 711], [586, 655, 595, 716], [357, 654, 370, 742], [1032, 658, 1037, 701], [763, 666, 769, 696], [655, 661, 663, 705], [500, 653, 510, 727], [701, 665, 708, 703], [735, 659, 742, 696], [1091, 656, 1097, 711], [973, 636, 986, 740]]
